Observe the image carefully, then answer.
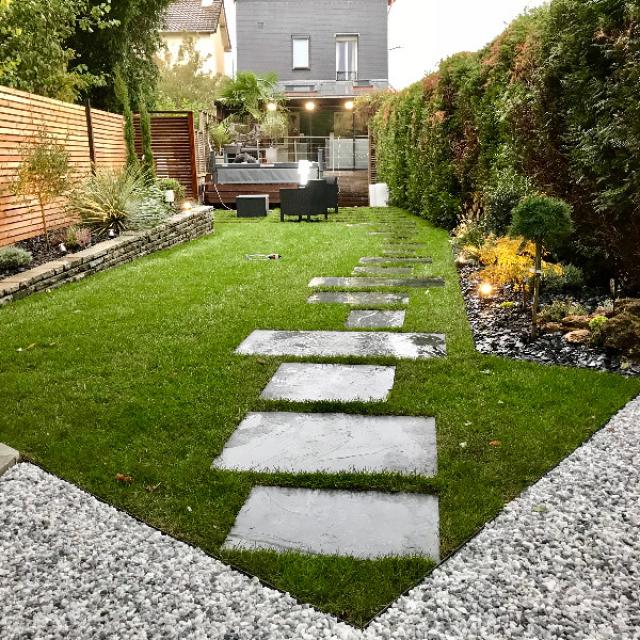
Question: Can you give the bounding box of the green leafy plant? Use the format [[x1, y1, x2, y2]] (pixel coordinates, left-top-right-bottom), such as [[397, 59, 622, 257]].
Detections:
[[126, 184, 171, 231], [589, 315, 609, 346], [157, 178, 185, 204], [209, 122, 231, 154], [114, 66, 138, 168], [65, 225, 92, 250], [219, 71, 285, 123], [12, 131, 72, 249], [539, 300, 587, 324], [138, 97, 155, 178], [69, 166, 146, 237], [0, 246, 33, 273], [543, 263, 584, 293], [510, 195, 573, 335]]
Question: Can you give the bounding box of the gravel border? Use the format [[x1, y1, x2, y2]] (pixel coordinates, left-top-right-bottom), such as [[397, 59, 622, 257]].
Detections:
[[1, 394, 640, 639]]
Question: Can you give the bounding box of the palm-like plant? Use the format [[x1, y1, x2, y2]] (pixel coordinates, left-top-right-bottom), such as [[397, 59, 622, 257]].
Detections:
[[218, 71, 284, 122], [69, 166, 146, 237]]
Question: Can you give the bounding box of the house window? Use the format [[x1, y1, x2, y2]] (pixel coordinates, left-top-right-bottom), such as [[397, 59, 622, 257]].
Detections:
[[292, 36, 310, 70], [336, 35, 358, 81]]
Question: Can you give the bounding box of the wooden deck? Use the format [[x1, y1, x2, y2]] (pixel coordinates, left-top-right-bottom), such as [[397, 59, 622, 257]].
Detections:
[[203, 169, 369, 208]]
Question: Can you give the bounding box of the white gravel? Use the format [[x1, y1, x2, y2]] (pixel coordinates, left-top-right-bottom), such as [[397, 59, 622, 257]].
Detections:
[[1, 394, 640, 639]]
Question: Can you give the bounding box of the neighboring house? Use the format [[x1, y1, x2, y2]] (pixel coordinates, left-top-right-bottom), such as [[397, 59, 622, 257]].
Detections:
[[233, 0, 391, 140], [161, 0, 233, 76]]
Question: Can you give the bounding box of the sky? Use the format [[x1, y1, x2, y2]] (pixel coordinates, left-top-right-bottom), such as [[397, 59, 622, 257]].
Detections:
[[388, 0, 548, 89]]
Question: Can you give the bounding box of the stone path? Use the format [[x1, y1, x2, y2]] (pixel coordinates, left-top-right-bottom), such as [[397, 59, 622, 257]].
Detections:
[[360, 257, 432, 264], [236, 330, 446, 360], [222, 487, 440, 560], [212, 412, 437, 475], [346, 310, 405, 328], [308, 291, 409, 305], [223, 213, 444, 562], [308, 276, 444, 289], [260, 363, 396, 402]]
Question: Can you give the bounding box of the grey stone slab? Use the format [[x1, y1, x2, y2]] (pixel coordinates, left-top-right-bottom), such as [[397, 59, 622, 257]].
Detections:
[[383, 250, 418, 257], [222, 487, 440, 560], [0, 443, 19, 476], [212, 412, 437, 475], [384, 243, 425, 248], [360, 257, 433, 264], [260, 363, 396, 402], [309, 277, 444, 289], [346, 310, 406, 328], [237, 330, 446, 360], [352, 266, 414, 276], [307, 291, 409, 306]]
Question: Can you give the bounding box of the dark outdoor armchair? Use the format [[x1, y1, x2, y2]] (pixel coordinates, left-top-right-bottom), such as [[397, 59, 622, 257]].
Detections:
[[279, 177, 339, 222]]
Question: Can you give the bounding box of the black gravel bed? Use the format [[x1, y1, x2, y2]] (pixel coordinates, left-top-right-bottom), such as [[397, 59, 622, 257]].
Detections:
[[459, 264, 640, 377]]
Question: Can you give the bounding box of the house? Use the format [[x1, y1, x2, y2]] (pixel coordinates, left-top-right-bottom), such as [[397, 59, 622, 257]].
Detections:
[[161, 0, 233, 76], [233, 0, 391, 141]]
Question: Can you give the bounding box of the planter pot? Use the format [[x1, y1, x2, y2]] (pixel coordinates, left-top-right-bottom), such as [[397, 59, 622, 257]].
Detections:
[[165, 189, 175, 204]]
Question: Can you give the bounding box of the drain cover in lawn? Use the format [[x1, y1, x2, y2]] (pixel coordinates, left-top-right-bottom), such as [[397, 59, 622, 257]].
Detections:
[[346, 310, 405, 328], [237, 330, 446, 360], [308, 277, 444, 289], [212, 412, 437, 475], [307, 291, 409, 305], [222, 487, 440, 560], [260, 363, 395, 402]]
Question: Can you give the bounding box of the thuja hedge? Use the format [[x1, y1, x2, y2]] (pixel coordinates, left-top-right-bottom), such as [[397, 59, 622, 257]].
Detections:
[[368, 0, 640, 291]]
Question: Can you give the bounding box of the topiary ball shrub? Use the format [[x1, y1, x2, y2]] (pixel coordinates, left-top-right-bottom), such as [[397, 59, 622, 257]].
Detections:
[[510, 195, 574, 249], [0, 247, 33, 274]]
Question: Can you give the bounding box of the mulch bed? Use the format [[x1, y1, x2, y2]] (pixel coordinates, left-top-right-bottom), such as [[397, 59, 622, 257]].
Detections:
[[459, 264, 640, 377]]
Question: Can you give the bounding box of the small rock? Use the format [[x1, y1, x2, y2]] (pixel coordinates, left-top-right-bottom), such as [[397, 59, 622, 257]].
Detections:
[[561, 315, 591, 330], [563, 330, 591, 345]]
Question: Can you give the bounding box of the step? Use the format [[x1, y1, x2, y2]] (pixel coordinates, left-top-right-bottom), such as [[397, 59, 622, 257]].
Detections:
[[308, 291, 409, 306], [346, 309, 405, 328], [309, 277, 444, 289], [260, 363, 395, 402], [352, 267, 414, 276], [212, 412, 437, 475], [237, 330, 446, 360], [222, 487, 440, 560]]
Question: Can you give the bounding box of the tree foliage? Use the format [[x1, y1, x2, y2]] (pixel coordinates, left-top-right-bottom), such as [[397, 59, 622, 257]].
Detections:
[[0, 0, 114, 102], [368, 0, 640, 291], [155, 40, 224, 112]]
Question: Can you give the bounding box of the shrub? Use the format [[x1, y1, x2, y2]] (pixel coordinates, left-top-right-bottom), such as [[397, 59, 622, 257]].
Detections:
[[126, 185, 172, 231], [0, 246, 33, 273], [484, 170, 531, 235], [65, 225, 92, 250], [589, 315, 609, 346], [452, 216, 485, 250], [542, 264, 584, 293], [69, 166, 146, 237], [539, 300, 587, 324], [157, 178, 185, 204]]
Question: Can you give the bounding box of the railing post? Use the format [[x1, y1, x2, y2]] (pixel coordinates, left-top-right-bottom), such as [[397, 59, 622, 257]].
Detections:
[[187, 111, 199, 202]]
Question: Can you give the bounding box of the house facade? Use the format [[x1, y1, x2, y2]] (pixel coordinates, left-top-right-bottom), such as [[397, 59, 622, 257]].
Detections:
[[234, 0, 390, 140], [161, 0, 233, 77]]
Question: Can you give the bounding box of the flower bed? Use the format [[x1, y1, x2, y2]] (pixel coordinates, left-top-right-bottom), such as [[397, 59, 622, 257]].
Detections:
[[0, 206, 213, 305], [459, 264, 640, 376]]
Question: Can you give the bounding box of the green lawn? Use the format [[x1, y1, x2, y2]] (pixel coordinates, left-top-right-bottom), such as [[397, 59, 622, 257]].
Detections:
[[1, 207, 638, 626]]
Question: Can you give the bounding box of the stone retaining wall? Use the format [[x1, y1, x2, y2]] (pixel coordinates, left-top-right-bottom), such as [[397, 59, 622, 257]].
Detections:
[[0, 206, 213, 306]]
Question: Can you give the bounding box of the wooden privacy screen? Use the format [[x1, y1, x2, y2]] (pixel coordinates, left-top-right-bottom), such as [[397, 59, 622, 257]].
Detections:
[[134, 112, 207, 201], [0, 86, 126, 247]]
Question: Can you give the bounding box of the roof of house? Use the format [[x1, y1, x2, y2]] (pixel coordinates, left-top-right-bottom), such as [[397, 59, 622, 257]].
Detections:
[[163, 0, 224, 34]]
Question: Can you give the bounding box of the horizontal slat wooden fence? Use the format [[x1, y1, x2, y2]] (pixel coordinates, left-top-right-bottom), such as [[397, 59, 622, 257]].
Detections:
[[0, 86, 126, 247], [134, 112, 210, 201]]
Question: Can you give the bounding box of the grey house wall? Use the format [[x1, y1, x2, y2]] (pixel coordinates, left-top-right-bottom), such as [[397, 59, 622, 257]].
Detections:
[[235, 0, 389, 81]]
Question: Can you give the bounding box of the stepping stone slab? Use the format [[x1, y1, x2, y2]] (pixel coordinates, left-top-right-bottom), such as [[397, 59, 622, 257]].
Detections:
[[309, 277, 444, 289], [383, 251, 418, 257], [360, 257, 432, 264], [0, 443, 19, 476], [212, 412, 437, 475], [308, 291, 409, 305], [237, 330, 446, 360], [346, 310, 406, 328], [222, 486, 440, 560], [352, 266, 414, 276], [260, 363, 395, 402]]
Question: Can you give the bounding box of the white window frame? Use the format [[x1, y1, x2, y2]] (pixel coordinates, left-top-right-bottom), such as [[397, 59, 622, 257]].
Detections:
[[292, 35, 311, 70], [336, 34, 359, 81]]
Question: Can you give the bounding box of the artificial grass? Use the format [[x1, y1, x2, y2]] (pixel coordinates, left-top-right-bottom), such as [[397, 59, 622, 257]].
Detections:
[[0, 207, 638, 626]]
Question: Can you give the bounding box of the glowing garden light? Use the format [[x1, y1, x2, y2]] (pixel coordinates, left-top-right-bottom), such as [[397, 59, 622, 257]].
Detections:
[[479, 282, 494, 298]]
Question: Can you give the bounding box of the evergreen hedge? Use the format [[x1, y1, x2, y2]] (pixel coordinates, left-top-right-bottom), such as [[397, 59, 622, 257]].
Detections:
[[369, 0, 640, 291]]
